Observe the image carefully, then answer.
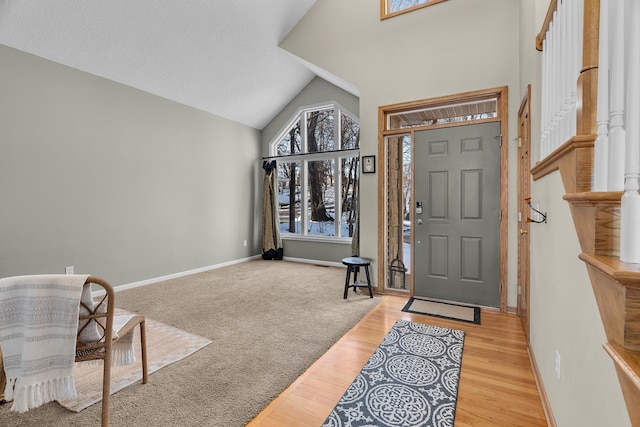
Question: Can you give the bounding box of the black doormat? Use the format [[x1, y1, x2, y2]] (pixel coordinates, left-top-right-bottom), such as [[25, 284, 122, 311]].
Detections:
[[402, 297, 481, 324]]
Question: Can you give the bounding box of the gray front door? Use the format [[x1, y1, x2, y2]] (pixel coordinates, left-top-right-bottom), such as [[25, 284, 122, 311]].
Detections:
[[414, 122, 501, 307]]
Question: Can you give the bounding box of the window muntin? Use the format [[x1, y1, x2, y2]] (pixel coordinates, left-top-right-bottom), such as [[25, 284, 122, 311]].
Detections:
[[381, 0, 448, 20], [271, 103, 359, 240]]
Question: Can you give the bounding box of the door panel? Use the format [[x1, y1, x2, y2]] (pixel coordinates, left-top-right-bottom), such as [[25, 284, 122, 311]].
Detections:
[[429, 171, 448, 218], [414, 122, 501, 307]]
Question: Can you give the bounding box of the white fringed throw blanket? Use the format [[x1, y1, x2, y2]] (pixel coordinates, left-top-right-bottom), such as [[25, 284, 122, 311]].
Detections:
[[77, 284, 136, 367], [0, 274, 89, 413], [110, 316, 136, 366]]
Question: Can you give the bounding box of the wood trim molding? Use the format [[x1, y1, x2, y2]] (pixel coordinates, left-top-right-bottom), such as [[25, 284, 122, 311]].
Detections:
[[563, 191, 624, 205], [531, 134, 596, 182], [499, 86, 509, 311], [382, 116, 500, 137], [528, 342, 558, 427], [378, 86, 509, 311], [377, 105, 386, 293], [380, 86, 507, 116]]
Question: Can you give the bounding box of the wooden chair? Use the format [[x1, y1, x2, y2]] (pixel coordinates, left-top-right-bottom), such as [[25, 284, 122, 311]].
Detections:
[[76, 276, 148, 427]]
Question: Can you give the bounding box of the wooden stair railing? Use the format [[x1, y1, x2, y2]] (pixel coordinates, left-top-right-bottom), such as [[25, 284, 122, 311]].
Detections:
[[534, 1, 640, 424], [531, 134, 640, 427]]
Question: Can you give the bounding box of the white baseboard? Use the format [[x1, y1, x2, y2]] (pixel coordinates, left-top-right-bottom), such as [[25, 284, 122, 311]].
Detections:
[[527, 342, 557, 427], [92, 255, 340, 297], [282, 256, 344, 268], [110, 255, 261, 293]]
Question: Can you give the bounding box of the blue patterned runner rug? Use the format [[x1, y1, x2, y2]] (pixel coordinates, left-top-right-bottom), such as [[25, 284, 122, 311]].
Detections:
[[322, 319, 465, 427]]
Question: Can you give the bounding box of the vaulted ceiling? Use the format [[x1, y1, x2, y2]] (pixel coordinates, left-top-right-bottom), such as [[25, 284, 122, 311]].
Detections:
[[0, 0, 331, 130]]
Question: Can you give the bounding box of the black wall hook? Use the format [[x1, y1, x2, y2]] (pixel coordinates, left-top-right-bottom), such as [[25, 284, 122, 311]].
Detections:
[[525, 198, 547, 223]]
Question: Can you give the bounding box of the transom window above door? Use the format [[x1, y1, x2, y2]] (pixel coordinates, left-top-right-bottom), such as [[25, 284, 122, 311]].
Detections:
[[386, 98, 498, 130]]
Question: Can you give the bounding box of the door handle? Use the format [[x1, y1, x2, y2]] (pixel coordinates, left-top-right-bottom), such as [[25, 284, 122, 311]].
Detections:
[[519, 229, 528, 235], [417, 219, 424, 225]]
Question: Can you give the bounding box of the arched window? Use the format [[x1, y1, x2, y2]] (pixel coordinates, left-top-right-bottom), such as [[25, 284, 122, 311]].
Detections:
[[269, 102, 360, 241]]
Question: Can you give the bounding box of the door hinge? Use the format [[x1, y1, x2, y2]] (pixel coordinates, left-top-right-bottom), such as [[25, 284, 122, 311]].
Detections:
[[495, 134, 502, 147], [517, 136, 522, 147], [499, 210, 503, 222]]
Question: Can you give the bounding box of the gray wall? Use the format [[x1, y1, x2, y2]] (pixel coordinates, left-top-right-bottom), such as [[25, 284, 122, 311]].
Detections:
[[261, 76, 360, 264], [282, 0, 520, 303], [518, 1, 630, 426], [280, 0, 631, 425], [0, 44, 261, 287]]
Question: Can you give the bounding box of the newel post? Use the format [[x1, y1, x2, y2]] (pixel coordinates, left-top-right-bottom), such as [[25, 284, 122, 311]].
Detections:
[[576, 0, 599, 137]]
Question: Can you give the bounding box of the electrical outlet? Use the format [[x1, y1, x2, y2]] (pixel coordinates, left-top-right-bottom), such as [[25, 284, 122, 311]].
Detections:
[[65, 266, 74, 274], [554, 350, 561, 381]]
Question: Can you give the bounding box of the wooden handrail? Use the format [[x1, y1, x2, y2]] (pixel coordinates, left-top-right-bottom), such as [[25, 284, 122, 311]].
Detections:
[[536, 0, 558, 51]]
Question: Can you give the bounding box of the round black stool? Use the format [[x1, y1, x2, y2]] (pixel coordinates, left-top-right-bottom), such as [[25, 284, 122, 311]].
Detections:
[[342, 257, 373, 299]]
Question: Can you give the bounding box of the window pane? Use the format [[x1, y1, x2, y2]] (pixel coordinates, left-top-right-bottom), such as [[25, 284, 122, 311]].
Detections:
[[277, 119, 301, 155], [278, 162, 301, 235], [341, 157, 359, 238], [307, 159, 335, 236], [388, 0, 435, 13], [386, 134, 411, 291], [341, 112, 360, 150], [270, 103, 360, 242], [402, 135, 412, 268], [307, 108, 335, 152], [386, 99, 498, 130]]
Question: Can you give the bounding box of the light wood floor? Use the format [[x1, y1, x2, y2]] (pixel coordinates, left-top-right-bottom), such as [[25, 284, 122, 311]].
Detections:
[[247, 295, 548, 427]]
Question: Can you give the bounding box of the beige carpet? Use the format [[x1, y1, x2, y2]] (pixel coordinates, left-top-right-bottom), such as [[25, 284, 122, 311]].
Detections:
[[0, 260, 380, 426], [58, 310, 212, 412]]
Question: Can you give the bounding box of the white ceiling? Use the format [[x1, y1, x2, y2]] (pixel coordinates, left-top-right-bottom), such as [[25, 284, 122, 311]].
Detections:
[[0, 0, 327, 130]]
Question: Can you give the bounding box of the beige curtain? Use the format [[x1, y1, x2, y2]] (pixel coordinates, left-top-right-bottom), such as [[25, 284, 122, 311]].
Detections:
[[262, 161, 283, 260], [351, 196, 359, 256]]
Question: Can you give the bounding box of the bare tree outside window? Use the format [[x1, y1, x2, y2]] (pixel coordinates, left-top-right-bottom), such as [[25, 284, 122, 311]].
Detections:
[[341, 156, 359, 237], [307, 110, 334, 222], [272, 103, 359, 239], [277, 161, 300, 234]]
